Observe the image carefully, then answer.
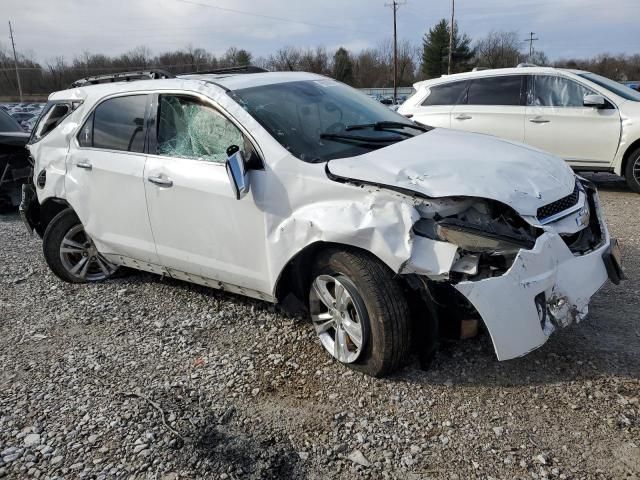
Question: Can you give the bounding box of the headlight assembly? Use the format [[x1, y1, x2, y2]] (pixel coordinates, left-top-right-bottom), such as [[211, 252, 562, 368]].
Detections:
[[414, 217, 536, 254]]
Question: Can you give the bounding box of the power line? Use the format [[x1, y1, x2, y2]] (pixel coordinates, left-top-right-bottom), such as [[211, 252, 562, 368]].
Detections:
[[8, 21, 23, 102], [385, 0, 406, 103], [175, 0, 344, 30]]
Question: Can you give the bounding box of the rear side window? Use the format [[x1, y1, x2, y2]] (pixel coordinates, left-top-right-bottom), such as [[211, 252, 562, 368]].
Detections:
[[529, 75, 596, 107], [467, 76, 524, 106], [31, 102, 79, 142], [79, 95, 148, 152], [421, 81, 468, 106]]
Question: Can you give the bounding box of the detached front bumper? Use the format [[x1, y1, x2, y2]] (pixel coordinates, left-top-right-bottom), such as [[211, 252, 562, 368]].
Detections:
[[19, 182, 40, 236], [454, 190, 619, 361]]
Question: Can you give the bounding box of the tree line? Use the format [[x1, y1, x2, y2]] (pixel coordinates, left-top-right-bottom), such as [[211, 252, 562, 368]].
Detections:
[[1, 18, 639, 97]]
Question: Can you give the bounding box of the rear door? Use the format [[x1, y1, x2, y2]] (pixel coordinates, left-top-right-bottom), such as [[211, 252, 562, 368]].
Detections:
[[65, 94, 160, 265], [406, 80, 468, 128], [450, 75, 526, 142], [524, 74, 621, 167]]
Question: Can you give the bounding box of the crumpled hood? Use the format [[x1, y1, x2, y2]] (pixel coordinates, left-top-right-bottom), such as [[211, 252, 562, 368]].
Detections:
[[326, 128, 576, 217]]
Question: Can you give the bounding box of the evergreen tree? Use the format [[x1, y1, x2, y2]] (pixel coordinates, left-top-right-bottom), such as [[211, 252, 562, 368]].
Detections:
[[421, 19, 473, 78], [235, 49, 252, 66], [333, 47, 354, 84]]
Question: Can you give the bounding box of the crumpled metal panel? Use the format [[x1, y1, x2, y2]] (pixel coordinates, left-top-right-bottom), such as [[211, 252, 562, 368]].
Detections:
[[326, 127, 576, 217], [258, 159, 461, 290], [27, 103, 89, 201], [455, 229, 610, 361]]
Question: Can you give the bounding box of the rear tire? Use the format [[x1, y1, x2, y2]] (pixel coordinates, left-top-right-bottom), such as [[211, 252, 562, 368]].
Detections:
[[309, 248, 411, 377], [624, 148, 640, 193], [43, 209, 117, 283]]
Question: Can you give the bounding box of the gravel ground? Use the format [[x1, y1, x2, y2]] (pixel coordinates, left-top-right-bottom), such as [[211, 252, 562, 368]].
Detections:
[[0, 174, 638, 480]]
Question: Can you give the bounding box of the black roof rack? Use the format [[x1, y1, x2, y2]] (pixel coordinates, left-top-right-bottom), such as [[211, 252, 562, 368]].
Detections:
[[181, 65, 268, 76], [70, 69, 175, 88]]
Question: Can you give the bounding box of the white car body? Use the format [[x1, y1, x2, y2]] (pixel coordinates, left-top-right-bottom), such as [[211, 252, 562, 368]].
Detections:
[[25, 71, 619, 366], [399, 66, 640, 179]]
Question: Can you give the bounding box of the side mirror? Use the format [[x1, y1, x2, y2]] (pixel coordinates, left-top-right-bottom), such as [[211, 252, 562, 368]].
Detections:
[[225, 148, 250, 200], [584, 94, 606, 108]]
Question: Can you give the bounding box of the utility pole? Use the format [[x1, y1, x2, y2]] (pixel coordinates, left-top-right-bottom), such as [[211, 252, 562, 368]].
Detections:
[[8, 21, 23, 102], [385, 1, 406, 104], [524, 32, 539, 61], [448, 0, 455, 75]]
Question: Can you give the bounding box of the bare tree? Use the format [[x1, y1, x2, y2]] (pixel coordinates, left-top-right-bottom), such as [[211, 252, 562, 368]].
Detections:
[[220, 47, 252, 68], [353, 48, 386, 88], [3, 38, 639, 99], [267, 46, 303, 71], [555, 53, 640, 81], [299, 46, 330, 74], [474, 31, 522, 69]]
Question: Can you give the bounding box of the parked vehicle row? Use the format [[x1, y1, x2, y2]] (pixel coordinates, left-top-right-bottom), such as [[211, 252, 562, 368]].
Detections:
[[20, 68, 622, 377], [0, 103, 45, 132], [0, 108, 31, 212], [399, 66, 640, 193]]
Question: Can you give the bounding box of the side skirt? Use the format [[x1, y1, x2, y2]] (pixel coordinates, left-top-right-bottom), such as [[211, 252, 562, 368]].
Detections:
[[106, 254, 277, 303]]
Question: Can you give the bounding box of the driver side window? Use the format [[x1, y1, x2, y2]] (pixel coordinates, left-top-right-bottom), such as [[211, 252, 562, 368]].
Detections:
[[157, 95, 244, 164]]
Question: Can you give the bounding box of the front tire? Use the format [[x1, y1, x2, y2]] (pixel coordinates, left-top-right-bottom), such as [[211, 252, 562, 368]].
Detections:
[[624, 148, 640, 193], [42, 209, 117, 283], [309, 248, 411, 377]]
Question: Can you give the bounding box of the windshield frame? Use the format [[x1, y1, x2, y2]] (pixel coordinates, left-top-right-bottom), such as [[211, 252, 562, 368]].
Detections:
[[228, 79, 426, 163], [577, 72, 640, 102]]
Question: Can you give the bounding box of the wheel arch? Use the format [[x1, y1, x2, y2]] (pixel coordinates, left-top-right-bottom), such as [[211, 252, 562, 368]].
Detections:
[[620, 138, 640, 176], [274, 241, 391, 306], [33, 196, 75, 237]]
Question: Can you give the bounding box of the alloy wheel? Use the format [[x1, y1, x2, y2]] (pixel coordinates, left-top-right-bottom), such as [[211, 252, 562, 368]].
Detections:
[[59, 224, 116, 281], [309, 274, 366, 363]]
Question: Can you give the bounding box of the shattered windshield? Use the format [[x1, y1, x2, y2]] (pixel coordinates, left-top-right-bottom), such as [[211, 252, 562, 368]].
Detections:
[[229, 79, 425, 162]]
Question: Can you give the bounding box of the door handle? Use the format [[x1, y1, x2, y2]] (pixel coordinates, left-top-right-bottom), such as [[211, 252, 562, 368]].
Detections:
[[454, 114, 472, 120], [529, 117, 550, 124], [76, 161, 92, 170], [147, 175, 173, 187]]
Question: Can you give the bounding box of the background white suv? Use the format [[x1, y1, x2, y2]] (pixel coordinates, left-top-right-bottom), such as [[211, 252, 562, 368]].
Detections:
[[399, 66, 640, 193]]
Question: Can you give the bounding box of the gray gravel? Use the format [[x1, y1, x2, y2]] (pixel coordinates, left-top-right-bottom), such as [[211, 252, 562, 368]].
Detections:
[[0, 173, 638, 479]]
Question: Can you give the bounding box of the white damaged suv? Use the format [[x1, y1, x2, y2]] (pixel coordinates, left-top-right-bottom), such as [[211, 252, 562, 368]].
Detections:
[[21, 68, 624, 377]]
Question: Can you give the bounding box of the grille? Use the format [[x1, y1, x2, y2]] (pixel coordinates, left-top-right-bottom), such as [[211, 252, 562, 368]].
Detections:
[[537, 182, 580, 222]]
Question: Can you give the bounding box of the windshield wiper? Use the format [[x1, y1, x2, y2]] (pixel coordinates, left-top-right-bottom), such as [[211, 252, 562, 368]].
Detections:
[[345, 121, 430, 133], [319, 132, 405, 143]]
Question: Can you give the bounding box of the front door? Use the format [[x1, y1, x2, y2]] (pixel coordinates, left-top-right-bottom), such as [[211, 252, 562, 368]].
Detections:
[[143, 93, 270, 294], [524, 74, 621, 167], [65, 94, 160, 265]]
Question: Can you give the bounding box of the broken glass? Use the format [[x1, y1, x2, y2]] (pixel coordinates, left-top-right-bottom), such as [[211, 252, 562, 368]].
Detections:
[[158, 95, 244, 163]]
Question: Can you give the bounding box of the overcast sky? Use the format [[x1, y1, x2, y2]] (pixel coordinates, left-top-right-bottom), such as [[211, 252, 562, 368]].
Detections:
[[2, 0, 639, 64]]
